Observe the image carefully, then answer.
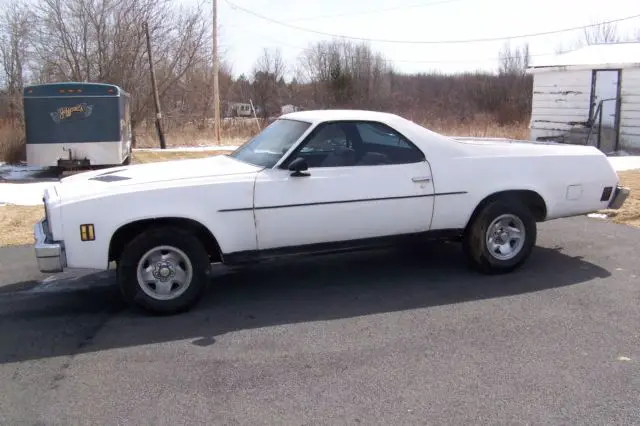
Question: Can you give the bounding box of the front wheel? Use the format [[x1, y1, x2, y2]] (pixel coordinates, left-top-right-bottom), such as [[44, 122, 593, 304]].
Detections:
[[117, 226, 210, 314], [462, 197, 537, 274]]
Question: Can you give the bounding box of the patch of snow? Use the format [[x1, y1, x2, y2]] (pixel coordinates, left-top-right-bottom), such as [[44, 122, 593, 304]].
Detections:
[[608, 156, 640, 172], [0, 163, 49, 180], [0, 182, 55, 206], [133, 146, 239, 152], [606, 150, 634, 157], [587, 213, 608, 219]]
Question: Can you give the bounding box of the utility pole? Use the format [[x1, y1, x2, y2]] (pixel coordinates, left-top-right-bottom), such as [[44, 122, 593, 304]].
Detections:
[[143, 21, 166, 149], [212, 0, 221, 144]]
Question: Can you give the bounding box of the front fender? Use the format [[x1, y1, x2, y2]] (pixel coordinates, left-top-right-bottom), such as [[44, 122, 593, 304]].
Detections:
[[58, 183, 257, 270]]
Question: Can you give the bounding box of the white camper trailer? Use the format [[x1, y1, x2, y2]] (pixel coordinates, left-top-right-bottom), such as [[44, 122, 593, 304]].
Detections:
[[23, 82, 132, 169]]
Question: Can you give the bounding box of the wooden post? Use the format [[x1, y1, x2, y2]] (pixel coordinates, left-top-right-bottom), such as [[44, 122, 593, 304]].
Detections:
[[143, 21, 166, 149], [249, 99, 261, 132], [212, 0, 221, 144]]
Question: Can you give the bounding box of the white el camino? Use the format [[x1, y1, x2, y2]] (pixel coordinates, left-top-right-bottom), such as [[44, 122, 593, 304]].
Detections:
[[34, 110, 630, 314]]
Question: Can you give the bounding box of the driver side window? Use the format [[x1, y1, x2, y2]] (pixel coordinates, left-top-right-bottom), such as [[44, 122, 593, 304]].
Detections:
[[302, 124, 349, 152], [293, 122, 356, 168], [284, 120, 425, 169]]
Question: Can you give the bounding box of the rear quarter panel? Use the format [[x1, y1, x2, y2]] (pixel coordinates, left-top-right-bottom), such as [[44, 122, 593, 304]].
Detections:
[[404, 134, 620, 229], [426, 150, 619, 230]]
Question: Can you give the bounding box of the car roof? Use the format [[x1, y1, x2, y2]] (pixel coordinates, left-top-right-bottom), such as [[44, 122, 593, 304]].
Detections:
[[279, 109, 403, 125]]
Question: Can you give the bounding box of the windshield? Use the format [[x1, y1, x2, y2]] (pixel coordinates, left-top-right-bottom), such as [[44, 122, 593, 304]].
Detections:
[[230, 119, 312, 168]]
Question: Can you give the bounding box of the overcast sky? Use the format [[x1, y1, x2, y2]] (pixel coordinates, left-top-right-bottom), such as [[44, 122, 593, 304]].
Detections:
[[213, 0, 639, 78]]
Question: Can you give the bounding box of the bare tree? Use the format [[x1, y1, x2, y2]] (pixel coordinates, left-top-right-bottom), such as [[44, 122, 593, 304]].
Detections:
[[0, 2, 32, 119], [552, 22, 621, 58], [498, 42, 530, 75], [494, 42, 533, 124], [297, 39, 392, 109], [229, 73, 251, 102], [251, 47, 285, 118], [583, 21, 619, 45], [30, 0, 209, 127]]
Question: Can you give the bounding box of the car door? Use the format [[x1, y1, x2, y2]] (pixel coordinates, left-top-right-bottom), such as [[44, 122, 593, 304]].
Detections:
[[253, 120, 436, 251]]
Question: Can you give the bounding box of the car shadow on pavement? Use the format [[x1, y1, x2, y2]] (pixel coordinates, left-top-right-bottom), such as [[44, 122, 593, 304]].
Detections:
[[0, 242, 611, 364]]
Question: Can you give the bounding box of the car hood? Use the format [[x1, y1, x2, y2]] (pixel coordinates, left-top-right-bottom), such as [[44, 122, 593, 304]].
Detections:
[[53, 155, 262, 202]]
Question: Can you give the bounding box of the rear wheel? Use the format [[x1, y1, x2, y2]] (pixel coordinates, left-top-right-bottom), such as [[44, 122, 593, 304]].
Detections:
[[463, 197, 536, 274], [117, 226, 210, 314]]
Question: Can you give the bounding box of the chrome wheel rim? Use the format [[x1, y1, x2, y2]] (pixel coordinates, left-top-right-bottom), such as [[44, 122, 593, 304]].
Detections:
[[136, 245, 193, 301], [485, 214, 526, 261]]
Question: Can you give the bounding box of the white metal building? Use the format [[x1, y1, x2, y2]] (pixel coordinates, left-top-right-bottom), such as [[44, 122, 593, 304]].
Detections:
[[527, 43, 640, 153]]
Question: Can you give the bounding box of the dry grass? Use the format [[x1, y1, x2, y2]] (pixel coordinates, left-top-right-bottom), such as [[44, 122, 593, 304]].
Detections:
[[599, 170, 640, 227], [131, 150, 235, 164], [424, 116, 530, 140], [0, 120, 26, 164], [0, 204, 44, 246], [133, 117, 531, 149], [133, 118, 259, 148]]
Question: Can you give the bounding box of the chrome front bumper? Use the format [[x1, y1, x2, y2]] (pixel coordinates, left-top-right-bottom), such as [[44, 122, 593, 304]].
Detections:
[[34, 219, 66, 273], [608, 185, 631, 210]]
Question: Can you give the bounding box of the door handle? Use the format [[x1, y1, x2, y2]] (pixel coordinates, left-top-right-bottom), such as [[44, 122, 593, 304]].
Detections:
[[412, 176, 431, 183]]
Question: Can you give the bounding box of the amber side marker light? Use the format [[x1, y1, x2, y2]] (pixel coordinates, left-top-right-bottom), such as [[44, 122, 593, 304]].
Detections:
[[80, 224, 95, 241]]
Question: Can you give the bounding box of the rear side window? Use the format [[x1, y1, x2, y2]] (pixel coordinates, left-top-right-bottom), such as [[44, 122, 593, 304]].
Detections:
[[355, 122, 424, 164]]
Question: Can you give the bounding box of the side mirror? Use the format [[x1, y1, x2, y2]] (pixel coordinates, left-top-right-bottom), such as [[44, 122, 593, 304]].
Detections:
[[288, 157, 310, 177]]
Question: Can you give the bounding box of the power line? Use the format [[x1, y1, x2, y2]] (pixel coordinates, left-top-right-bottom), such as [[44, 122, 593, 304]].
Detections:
[[224, 0, 640, 45], [225, 26, 580, 66], [253, 36, 562, 65], [281, 0, 467, 23]]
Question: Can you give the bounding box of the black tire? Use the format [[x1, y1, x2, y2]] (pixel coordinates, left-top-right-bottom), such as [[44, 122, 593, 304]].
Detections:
[[462, 197, 537, 275], [117, 226, 210, 315]]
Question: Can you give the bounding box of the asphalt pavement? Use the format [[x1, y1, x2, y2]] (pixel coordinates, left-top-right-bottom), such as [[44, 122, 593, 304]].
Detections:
[[0, 217, 638, 425]]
